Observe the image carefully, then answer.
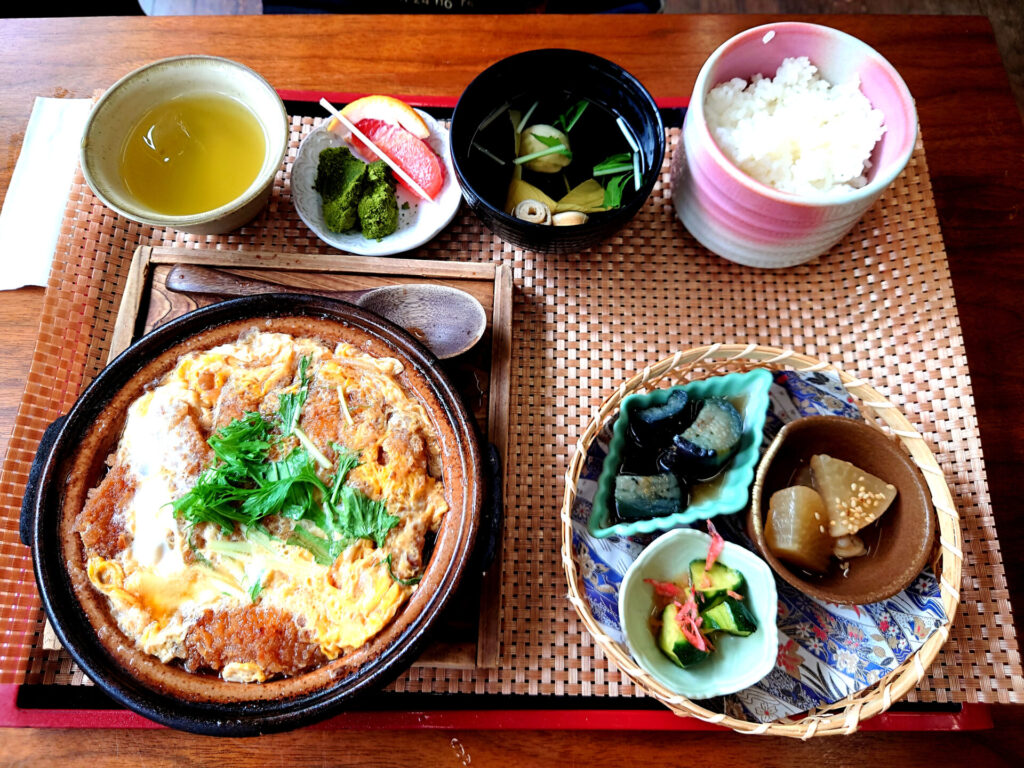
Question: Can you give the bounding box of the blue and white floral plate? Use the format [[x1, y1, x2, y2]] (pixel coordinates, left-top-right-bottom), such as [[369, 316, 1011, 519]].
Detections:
[[568, 367, 947, 724]]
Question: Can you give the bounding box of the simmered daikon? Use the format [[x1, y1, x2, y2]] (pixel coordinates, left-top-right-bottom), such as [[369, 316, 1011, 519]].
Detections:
[[765, 485, 833, 573], [811, 454, 897, 537]]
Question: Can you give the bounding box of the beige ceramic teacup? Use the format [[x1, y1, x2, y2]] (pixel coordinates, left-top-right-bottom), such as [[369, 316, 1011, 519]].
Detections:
[[81, 56, 288, 235]]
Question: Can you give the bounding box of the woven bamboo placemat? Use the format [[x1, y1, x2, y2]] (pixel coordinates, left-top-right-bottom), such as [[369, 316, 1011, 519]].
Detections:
[[0, 117, 1020, 706]]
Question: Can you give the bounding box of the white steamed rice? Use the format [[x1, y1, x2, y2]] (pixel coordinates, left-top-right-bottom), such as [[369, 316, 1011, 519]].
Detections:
[[704, 56, 886, 196]]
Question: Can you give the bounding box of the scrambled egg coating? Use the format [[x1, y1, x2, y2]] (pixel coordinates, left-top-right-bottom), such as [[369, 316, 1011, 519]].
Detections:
[[74, 330, 448, 681]]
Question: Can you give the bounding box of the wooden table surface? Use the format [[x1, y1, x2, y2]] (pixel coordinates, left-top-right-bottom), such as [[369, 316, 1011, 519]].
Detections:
[[2, 13, 1023, 766]]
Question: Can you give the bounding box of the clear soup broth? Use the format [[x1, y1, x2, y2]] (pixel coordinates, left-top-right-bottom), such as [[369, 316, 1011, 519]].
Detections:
[[119, 92, 266, 216], [468, 91, 643, 217]]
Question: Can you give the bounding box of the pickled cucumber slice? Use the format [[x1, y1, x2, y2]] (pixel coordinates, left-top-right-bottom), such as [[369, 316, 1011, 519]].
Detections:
[[810, 454, 897, 537], [700, 596, 758, 637], [765, 485, 833, 573], [658, 603, 711, 668], [689, 559, 747, 605]]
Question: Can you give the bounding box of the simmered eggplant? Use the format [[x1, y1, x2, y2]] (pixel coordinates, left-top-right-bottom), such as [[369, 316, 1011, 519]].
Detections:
[[627, 389, 690, 449], [765, 485, 833, 573], [619, 440, 660, 476], [655, 441, 696, 476], [670, 398, 744, 481], [611, 391, 746, 524], [614, 473, 685, 520]]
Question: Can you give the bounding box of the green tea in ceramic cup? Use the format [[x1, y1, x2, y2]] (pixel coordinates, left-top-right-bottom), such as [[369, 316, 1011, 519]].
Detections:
[[119, 92, 267, 216], [81, 55, 288, 235]]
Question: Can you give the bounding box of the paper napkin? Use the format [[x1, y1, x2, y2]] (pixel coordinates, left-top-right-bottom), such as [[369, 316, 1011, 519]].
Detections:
[[0, 97, 92, 291]]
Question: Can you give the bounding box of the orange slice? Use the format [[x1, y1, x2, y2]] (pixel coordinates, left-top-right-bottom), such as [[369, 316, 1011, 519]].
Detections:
[[331, 94, 430, 140]]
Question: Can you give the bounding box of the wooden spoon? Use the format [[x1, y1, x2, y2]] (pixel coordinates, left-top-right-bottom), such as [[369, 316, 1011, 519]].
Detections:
[[165, 264, 486, 359]]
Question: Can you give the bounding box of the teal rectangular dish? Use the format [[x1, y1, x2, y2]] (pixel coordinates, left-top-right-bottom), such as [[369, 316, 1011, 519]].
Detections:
[[588, 368, 773, 538]]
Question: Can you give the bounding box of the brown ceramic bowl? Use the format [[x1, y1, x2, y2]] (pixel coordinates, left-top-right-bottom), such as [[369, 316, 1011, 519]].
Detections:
[[748, 415, 934, 605], [22, 294, 483, 735]]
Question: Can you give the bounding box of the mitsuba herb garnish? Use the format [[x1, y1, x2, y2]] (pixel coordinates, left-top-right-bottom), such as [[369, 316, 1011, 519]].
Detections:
[[278, 355, 310, 434], [593, 152, 634, 209], [247, 570, 266, 603], [383, 553, 422, 587], [186, 529, 213, 569], [592, 152, 633, 177], [172, 356, 399, 563], [513, 133, 572, 167], [555, 99, 589, 134], [602, 173, 630, 209], [289, 446, 399, 565]]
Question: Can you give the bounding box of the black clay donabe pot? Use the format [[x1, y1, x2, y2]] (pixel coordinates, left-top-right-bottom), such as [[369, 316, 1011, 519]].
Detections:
[[21, 294, 484, 736]]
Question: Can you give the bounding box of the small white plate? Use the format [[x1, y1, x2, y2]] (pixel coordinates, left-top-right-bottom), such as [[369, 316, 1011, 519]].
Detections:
[[291, 110, 461, 255]]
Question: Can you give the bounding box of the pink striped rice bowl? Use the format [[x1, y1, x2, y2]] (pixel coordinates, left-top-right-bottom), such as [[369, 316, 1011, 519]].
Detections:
[[672, 22, 917, 269]]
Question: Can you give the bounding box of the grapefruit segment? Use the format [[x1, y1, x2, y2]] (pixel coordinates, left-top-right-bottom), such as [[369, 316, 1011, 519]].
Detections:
[[338, 95, 430, 140], [348, 119, 444, 200]]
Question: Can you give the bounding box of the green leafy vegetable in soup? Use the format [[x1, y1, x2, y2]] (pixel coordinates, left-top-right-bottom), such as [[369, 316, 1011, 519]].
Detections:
[[470, 95, 644, 225]]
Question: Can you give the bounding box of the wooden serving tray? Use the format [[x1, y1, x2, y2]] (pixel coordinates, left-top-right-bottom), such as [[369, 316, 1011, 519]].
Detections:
[[70, 245, 512, 670]]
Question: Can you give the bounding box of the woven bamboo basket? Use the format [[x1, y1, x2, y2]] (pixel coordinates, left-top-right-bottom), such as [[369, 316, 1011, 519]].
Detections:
[[559, 343, 962, 738]]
